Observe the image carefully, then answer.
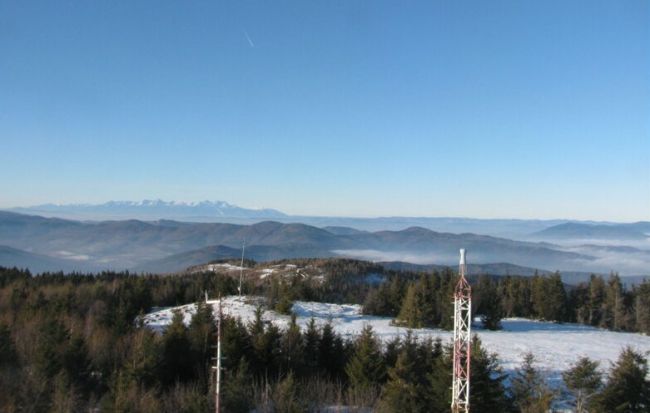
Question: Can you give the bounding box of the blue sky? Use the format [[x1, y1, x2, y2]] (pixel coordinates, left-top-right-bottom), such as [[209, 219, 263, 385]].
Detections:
[[1, 1, 648, 220]]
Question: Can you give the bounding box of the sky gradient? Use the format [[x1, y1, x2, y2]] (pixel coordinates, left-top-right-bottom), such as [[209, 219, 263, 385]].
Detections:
[[1, 1, 648, 220]]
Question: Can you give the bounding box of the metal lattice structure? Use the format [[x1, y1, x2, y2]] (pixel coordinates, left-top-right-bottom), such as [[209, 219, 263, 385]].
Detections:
[[452, 249, 472, 413]]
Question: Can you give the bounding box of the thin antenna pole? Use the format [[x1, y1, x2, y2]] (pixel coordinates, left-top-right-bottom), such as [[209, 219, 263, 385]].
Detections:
[[238, 240, 245, 300], [214, 297, 223, 413]]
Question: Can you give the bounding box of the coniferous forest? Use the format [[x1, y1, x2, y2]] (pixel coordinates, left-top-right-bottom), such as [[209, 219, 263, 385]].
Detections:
[[0, 262, 649, 412]]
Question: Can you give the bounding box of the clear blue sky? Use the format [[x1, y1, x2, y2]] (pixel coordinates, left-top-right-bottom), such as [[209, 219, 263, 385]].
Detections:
[[1, 1, 648, 220]]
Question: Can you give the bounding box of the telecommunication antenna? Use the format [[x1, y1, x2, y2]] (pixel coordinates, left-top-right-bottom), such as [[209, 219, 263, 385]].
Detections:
[[238, 240, 245, 300], [452, 249, 472, 413], [212, 297, 223, 413]]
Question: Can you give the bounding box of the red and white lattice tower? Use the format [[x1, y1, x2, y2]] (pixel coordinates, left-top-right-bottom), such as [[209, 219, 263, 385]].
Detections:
[[452, 248, 471, 413]]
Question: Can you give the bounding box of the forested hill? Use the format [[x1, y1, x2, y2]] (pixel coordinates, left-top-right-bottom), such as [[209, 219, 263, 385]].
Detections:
[[0, 211, 593, 274], [0, 265, 649, 412]]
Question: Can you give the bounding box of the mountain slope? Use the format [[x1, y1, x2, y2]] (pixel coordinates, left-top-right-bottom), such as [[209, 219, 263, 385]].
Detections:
[[135, 244, 335, 273], [10, 199, 287, 221], [0, 211, 605, 274], [0, 245, 98, 273], [535, 222, 649, 240]]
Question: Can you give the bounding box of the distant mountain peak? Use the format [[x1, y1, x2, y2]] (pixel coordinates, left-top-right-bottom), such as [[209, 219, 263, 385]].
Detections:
[[10, 199, 287, 220]]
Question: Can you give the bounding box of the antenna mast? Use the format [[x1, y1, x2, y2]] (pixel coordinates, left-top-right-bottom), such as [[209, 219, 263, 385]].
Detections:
[[238, 241, 245, 300], [452, 248, 472, 413], [212, 297, 223, 413]]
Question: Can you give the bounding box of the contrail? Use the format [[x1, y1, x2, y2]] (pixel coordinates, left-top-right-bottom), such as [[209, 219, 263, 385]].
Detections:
[[243, 30, 255, 48]]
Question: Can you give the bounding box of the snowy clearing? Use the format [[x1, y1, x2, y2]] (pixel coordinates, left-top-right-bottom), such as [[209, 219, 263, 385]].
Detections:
[[141, 296, 650, 392]]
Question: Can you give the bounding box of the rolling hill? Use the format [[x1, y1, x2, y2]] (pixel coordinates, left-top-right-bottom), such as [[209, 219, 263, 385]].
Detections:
[[535, 222, 650, 240], [6, 211, 647, 276]]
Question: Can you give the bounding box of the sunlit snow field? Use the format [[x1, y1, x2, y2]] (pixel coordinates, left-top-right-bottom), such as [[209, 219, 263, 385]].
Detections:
[[142, 296, 650, 392]]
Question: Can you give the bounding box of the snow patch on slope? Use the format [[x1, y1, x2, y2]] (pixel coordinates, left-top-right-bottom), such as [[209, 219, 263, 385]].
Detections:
[[141, 296, 650, 404]]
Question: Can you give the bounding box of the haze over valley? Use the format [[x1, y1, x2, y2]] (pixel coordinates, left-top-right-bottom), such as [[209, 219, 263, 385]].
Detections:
[[1, 200, 648, 278]]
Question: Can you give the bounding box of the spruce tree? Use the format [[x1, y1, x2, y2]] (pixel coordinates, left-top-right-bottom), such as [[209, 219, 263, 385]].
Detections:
[[0, 324, 17, 367], [345, 325, 386, 392], [221, 316, 251, 371], [427, 342, 452, 413], [272, 372, 304, 413], [437, 269, 457, 330], [396, 284, 423, 328], [378, 332, 426, 413], [510, 352, 554, 413], [162, 310, 193, 384], [476, 276, 503, 330], [188, 300, 216, 382], [124, 328, 161, 388], [468, 336, 510, 413], [589, 275, 606, 326], [604, 274, 626, 331], [222, 357, 253, 413], [532, 274, 567, 322], [281, 313, 305, 375], [596, 347, 650, 413], [635, 281, 650, 334], [302, 318, 320, 375], [383, 336, 401, 370], [318, 321, 336, 377], [34, 318, 69, 379], [562, 356, 602, 413], [419, 274, 439, 326]]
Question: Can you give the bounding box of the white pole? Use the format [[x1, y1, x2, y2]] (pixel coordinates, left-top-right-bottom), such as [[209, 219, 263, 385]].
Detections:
[[215, 298, 222, 413], [238, 241, 245, 300]]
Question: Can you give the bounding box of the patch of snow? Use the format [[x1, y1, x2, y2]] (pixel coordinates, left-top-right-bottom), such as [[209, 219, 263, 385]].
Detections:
[[258, 268, 275, 279], [204, 263, 246, 272], [141, 296, 650, 407]]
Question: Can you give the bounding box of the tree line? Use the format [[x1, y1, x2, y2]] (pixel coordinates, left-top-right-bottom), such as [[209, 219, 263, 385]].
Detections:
[[363, 269, 650, 334], [0, 265, 649, 412]]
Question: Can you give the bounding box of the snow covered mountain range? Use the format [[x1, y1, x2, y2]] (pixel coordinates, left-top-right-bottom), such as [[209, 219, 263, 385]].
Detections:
[[10, 199, 287, 221]]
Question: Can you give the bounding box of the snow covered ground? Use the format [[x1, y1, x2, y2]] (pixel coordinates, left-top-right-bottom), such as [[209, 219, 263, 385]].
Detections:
[[142, 296, 650, 397]]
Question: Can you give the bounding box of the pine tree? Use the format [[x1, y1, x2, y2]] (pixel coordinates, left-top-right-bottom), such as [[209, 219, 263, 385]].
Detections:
[[510, 352, 554, 413], [318, 321, 346, 380], [427, 342, 452, 413], [437, 269, 457, 330], [0, 324, 17, 367], [124, 328, 161, 388], [222, 357, 253, 413], [383, 336, 401, 370], [468, 336, 510, 413], [345, 325, 386, 392], [419, 274, 439, 326], [34, 318, 69, 379], [252, 322, 282, 377], [387, 276, 407, 317], [562, 356, 602, 413], [589, 275, 606, 326], [476, 276, 503, 330], [62, 332, 90, 389], [532, 274, 567, 322], [302, 318, 320, 375], [282, 313, 305, 375], [596, 347, 650, 413], [221, 316, 251, 371], [162, 310, 193, 384], [272, 372, 304, 413], [188, 300, 215, 382], [635, 281, 650, 334], [378, 332, 426, 413], [396, 284, 424, 328]]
